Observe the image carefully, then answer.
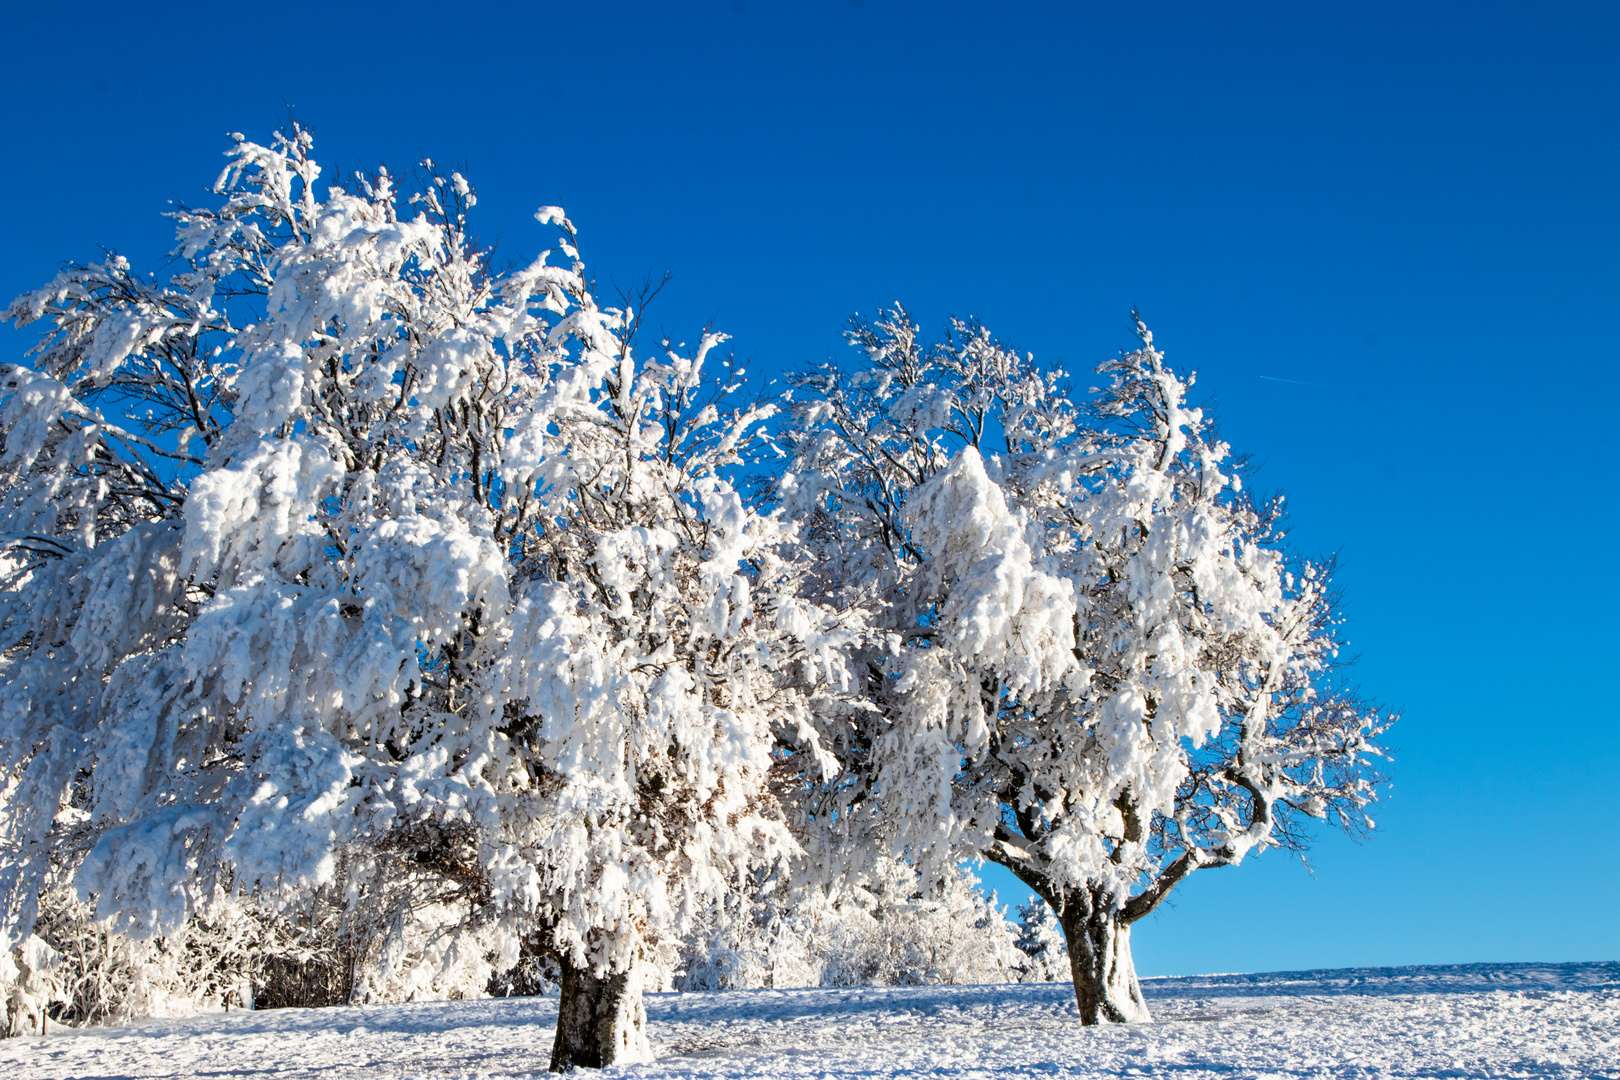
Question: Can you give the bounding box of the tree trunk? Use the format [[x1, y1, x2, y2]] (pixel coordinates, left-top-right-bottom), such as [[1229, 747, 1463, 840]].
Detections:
[[549, 957, 651, 1072], [1057, 887, 1151, 1025]]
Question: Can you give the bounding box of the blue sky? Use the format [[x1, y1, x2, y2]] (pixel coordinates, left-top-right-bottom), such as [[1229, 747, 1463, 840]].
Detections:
[[3, 1, 1615, 976]]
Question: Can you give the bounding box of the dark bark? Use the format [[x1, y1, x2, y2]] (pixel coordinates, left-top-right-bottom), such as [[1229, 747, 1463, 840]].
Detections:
[[1120, 849, 1202, 924], [1055, 886, 1150, 1025], [985, 831, 1193, 1026], [549, 957, 649, 1072]]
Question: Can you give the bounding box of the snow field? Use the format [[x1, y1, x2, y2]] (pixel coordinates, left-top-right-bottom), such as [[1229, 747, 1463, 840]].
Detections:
[[1, 962, 1613, 1080]]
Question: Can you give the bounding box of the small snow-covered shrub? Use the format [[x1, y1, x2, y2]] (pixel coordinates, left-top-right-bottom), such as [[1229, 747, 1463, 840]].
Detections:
[[820, 862, 1023, 987], [3, 935, 63, 1036], [676, 884, 819, 991], [678, 862, 1023, 990], [1014, 900, 1070, 983], [15, 885, 260, 1028]]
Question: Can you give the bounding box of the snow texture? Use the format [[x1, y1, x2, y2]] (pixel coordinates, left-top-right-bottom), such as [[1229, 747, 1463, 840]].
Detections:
[[0, 962, 1611, 1079]]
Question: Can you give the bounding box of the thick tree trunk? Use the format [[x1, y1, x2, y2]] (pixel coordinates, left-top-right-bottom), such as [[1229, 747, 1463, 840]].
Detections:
[[548, 958, 651, 1072], [1057, 887, 1151, 1025]]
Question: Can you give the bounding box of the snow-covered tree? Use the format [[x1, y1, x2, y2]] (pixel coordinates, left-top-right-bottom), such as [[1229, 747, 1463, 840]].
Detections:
[[490, 290, 857, 1069], [1013, 899, 1069, 983], [0, 128, 855, 1067], [782, 307, 1391, 1024], [675, 874, 820, 991], [677, 859, 1022, 990], [822, 861, 1022, 988]]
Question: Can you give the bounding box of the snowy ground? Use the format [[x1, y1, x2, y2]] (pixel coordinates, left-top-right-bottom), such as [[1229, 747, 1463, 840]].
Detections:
[[2, 962, 1614, 1080]]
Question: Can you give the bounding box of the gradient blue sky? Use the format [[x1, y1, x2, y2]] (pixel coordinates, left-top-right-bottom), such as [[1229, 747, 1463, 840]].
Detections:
[[3, 2, 1615, 977]]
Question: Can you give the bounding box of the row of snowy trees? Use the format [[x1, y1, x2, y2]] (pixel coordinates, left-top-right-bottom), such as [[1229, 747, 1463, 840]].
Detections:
[[0, 128, 1389, 1067], [3, 857, 1062, 1038], [674, 862, 1057, 993]]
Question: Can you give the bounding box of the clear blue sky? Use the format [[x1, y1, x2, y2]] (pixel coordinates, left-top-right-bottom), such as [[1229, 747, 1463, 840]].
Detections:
[[3, 2, 1615, 976]]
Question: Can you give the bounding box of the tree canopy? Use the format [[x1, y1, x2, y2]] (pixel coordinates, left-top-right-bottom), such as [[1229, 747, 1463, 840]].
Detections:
[[0, 128, 1391, 1065]]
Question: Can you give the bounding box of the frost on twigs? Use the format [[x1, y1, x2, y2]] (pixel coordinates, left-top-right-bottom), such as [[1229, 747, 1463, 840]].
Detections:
[[0, 128, 860, 1061], [783, 306, 1392, 1025]]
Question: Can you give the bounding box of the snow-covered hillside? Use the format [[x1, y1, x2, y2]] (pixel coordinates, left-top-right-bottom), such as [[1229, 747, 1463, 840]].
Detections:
[[2, 962, 1614, 1079]]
